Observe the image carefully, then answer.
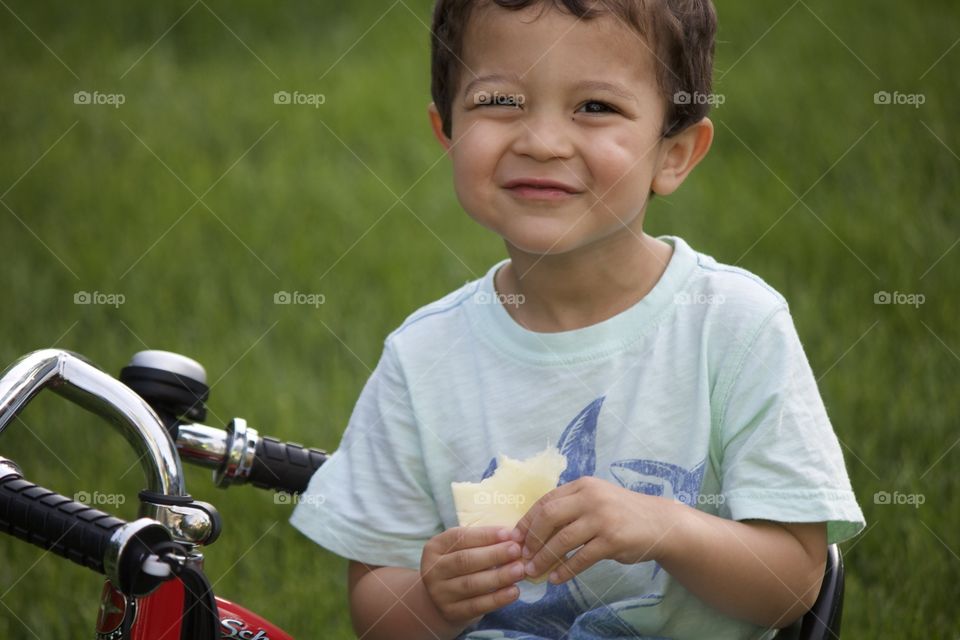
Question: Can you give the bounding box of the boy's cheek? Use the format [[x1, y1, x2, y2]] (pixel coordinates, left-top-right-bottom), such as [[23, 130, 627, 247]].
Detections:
[[451, 142, 504, 207], [586, 137, 654, 187]]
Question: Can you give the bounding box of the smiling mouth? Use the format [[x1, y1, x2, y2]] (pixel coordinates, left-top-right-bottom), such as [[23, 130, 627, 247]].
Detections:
[[505, 185, 580, 201], [502, 178, 583, 201]]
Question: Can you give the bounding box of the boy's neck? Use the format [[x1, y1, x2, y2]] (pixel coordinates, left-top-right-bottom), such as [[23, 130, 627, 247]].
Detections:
[[495, 228, 674, 333]]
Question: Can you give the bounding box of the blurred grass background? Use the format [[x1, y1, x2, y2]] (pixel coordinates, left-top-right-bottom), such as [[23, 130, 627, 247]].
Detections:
[[0, 0, 957, 637]]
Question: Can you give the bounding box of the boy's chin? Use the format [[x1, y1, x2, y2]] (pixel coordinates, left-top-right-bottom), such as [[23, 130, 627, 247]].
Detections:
[[502, 230, 595, 257], [498, 214, 645, 258]]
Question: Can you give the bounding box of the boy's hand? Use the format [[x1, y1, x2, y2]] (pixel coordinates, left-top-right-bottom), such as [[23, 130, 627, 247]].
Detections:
[[511, 476, 677, 584], [420, 526, 525, 624]]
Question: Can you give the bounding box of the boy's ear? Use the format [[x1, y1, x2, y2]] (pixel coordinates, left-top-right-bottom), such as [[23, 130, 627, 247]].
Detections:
[[651, 117, 714, 196], [427, 102, 452, 151]]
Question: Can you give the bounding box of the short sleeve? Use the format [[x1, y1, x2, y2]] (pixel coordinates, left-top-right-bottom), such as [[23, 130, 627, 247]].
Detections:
[[289, 338, 442, 570], [716, 306, 866, 544]]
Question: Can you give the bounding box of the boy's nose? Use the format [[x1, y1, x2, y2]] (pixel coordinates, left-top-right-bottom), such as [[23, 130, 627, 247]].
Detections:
[[510, 111, 576, 162]]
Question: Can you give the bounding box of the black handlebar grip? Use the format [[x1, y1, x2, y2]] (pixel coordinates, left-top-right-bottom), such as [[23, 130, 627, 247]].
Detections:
[[0, 474, 125, 574], [246, 437, 328, 494]]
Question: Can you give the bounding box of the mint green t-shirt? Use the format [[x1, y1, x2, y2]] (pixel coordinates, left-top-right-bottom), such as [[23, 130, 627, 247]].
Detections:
[[290, 235, 865, 639]]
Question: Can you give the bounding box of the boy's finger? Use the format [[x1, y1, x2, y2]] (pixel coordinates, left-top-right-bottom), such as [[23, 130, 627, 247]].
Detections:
[[437, 540, 522, 579], [525, 520, 590, 580], [511, 482, 578, 542], [548, 541, 601, 584], [519, 494, 579, 560], [445, 584, 520, 622], [439, 526, 512, 553], [446, 559, 526, 597]]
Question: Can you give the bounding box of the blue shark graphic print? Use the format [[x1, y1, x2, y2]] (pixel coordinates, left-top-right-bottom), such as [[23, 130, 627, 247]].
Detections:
[[462, 396, 706, 640]]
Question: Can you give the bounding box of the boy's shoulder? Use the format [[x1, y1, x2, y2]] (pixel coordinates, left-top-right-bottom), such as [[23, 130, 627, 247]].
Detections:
[[681, 237, 789, 321], [384, 269, 491, 348], [678, 239, 798, 380]]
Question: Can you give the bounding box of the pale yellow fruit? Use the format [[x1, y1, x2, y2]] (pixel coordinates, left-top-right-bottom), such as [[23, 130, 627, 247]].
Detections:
[[451, 446, 567, 583]]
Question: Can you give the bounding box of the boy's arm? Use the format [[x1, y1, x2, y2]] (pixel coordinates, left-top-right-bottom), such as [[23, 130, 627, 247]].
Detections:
[[657, 507, 827, 629], [347, 526, 525, 639], [515, 479, 828, 630], [348, 561, 470, 640]]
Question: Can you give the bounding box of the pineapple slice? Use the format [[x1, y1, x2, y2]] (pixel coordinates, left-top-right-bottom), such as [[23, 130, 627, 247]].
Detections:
[[451, 446, 567, 583]]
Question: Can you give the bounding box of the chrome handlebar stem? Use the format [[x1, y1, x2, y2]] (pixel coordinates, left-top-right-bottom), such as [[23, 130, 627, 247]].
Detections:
[[0, 349, 219, 546]]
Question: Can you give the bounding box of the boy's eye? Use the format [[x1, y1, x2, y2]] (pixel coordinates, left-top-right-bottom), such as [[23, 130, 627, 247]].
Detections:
[[470, 96, 620, 114], [474, 94, 523, 108], [577, 100, 618, 115]]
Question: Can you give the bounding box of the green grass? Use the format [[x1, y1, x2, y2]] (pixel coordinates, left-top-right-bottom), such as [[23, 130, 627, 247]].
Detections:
[[0, 1, 957, 637]]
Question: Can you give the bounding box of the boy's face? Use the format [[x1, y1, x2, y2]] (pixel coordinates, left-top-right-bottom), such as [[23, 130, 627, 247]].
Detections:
[[430, 4, 689, 257]]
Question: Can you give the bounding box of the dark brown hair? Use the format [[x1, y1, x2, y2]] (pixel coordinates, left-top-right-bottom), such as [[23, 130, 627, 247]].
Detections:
[[430, 0, 717, 138]]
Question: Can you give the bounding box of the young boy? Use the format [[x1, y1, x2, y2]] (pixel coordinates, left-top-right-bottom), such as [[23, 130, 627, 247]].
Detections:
[[290, 1, 865, 638]]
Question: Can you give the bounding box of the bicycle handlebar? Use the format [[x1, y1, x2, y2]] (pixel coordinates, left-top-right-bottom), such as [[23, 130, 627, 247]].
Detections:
[[0, 347, 320, 637], [0, 456, 178, 597], [175, 421, 328, 494], [0, 349, 185, 496], [247, 436, 328, 493], [119, 350, 329, 495]]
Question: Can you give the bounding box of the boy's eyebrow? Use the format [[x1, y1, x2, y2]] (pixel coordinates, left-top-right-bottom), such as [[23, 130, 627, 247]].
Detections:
[[573, 80, 638, 104], [461, 75, 638, 104], [462, 73, 522, 99]]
